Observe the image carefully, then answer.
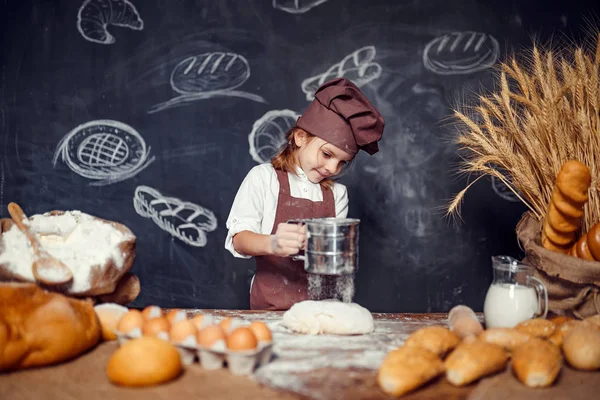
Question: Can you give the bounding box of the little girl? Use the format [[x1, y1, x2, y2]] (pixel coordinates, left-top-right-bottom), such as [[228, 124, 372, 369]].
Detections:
[[225, 78, 385, 310]]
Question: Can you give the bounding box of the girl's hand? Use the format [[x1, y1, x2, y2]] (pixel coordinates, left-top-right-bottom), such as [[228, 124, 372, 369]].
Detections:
[[270, 223, 307, 257]]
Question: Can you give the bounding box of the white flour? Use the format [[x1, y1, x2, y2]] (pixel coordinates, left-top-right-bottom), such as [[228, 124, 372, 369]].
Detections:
[[0, 210, 132, 293]]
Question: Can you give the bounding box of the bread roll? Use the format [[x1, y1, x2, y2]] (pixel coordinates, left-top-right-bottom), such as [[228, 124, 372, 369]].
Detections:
[[511, 338, 562, 388], [448, 305, 484, 339], [106, 336, 182, 387], [548, 319, 585, 347], [444, 341, 508, 386], [478, 328, 532, 351], [404, 326, 460, 358], [0, 282, 101, 371], [584, 314, 600, 328], [586, 223, 600, 260], [377, 346, 444, 396], [542, 160, 591, 253], [514, 318, 556, 339], [570, 233, 596, 260], [562, 326, 600, 370]]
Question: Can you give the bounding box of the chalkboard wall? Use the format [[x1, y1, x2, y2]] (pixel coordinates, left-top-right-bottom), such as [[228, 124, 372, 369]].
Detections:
[[1, 0, 598, 312]]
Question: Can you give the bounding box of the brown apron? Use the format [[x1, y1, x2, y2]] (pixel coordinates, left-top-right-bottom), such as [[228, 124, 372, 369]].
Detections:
[[249, 169, 335, 311]]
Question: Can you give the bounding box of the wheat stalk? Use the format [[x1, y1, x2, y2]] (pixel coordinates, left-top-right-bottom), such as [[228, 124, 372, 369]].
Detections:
[[448, 33, 600, 233]]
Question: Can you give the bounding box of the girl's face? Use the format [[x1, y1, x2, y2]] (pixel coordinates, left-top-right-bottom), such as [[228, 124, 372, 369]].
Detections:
[[294, 132, 353, 183]]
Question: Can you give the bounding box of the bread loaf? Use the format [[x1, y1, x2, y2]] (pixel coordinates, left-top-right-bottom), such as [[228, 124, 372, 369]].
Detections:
[[562, 326, 600, 370], [0, 282, 101, 371], [511, 338, 562, 388], [541, 160, 591, 253], [377, 346, 444, 396], [514, 318, 556, 339], [403, 326, 460, 358], [444, 341, 508, 386], [448, 305, 484, 339], [478, 328, 533, 351]]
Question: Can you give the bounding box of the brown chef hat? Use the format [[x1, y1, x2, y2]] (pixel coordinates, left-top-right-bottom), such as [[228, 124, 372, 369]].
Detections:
[[296, 78, 385, 156]]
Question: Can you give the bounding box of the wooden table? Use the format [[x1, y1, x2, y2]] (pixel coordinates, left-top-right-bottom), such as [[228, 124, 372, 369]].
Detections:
[[2, 310, 597, 399]]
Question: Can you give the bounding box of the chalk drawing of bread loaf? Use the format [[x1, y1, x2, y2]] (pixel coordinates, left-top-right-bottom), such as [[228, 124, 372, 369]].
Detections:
[[53, 120, 155, 186], [148, 52, 266, 114], [77, 0, 144, 45], [273, 0, 329, 14], [133, 186, 217, 247], [249, 109, 300, 164], [423, 32, 499, 75]]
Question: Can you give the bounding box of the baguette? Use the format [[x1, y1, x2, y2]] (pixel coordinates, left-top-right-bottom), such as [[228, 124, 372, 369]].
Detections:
[[541, 160, 591, 253], [444, 340, 508, 386], [511, 338, 562, 388]]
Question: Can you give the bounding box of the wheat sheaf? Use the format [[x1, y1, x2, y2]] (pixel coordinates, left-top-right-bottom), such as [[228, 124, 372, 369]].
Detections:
[[447, 33, 600, 233]]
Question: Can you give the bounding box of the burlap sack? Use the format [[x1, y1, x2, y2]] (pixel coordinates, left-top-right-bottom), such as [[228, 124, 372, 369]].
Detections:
[[0, 210, 140, 305], [516, 211, 600, 318]]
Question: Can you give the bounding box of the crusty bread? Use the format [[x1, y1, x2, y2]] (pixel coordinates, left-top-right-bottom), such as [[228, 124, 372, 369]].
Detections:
[[0, 282, 101, 371], [444, 340, 508, 386], [562, 326, 600, 370], [403, 326, 460, 358], [514, 318, 556, 339], [478, 327, 533, 351], [511, 338, 562, 388], [541, 160, 591, 253], [377, 346, 444, 396]]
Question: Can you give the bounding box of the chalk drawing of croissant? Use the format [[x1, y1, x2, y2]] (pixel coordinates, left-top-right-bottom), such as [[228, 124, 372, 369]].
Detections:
[[301, 46, 382, 101], [77, 0, 144, 45], [133, 185, 218, 247], [148, 52, 267, 114], [248, 109, 300, 164]]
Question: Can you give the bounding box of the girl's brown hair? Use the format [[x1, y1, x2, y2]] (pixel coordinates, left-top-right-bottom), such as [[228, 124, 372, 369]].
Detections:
[[271, 127, 334, 189]]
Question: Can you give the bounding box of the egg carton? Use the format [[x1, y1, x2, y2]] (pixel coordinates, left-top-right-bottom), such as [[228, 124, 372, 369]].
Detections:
[[190, 340, 274, 375]]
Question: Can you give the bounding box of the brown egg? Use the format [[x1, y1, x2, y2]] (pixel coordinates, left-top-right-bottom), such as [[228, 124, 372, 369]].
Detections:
[[249, 321, 272, 342], [94, 303, 128, 341], [197, 325, 227, 348], [165, 309, 187, 325], [116, 309, 144, 335], [219, 317, 232, 333], [191, 314, 206, 330], [141, 305, 163, 320], [226, 327, 258, 351], [170, 319, 197, 344], [142, 317, 170, 339]]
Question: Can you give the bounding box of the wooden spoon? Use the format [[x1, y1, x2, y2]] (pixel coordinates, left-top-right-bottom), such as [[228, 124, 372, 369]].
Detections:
[[7, 202, 73, 286]]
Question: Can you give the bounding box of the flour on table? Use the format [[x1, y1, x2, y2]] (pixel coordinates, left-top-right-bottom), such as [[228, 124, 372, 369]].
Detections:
[[0, 210, 132, 293], [281, 299, 374, 335]]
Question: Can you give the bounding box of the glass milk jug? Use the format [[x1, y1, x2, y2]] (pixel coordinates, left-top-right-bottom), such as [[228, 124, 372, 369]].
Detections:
[[483, 255, 548, 328]]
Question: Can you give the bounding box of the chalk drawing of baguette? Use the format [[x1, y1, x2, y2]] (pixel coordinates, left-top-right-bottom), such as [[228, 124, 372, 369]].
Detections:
[[272, 0, 329, 14], [422, 32, 499, 75], [148, 52, 267, 114], [77, 0, 144, 45], [301, 46, 382, 101], [133, 185, 217, 247], [248, 109, 300, 164]]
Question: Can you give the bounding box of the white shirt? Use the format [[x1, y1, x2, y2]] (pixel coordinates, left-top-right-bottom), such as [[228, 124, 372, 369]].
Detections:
[[225, 163, 349, 258]]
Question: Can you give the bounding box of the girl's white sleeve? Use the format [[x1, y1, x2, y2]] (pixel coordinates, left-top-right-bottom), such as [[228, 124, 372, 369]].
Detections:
[[225, 166, 268, 258], [333, 183, 349, 218]]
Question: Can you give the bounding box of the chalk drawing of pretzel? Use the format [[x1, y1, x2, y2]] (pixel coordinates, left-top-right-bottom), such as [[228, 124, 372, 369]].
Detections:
[[133, 185, 218, 247], [77, 0, 144, 45], [301, 46, 382, 101], [148, 52, 267, 114], [53, 119, 155, 186]]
